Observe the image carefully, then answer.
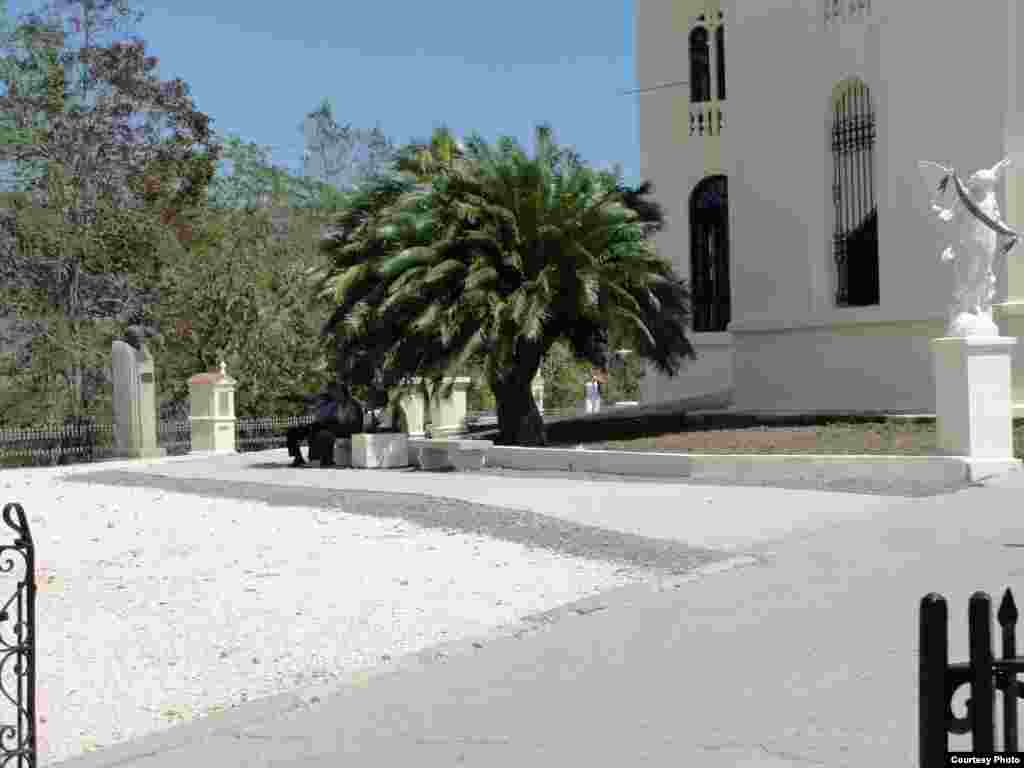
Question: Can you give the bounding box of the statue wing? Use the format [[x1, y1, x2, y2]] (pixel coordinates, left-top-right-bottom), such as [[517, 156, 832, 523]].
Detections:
[[990, 156, 1013, 178], [918, 161, 955, 203], [918, 161, 961, 262], [918, 160, 961, 221]]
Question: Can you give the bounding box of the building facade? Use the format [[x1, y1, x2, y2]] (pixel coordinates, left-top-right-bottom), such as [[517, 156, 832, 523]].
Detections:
[[636, 0, 1024, 414]]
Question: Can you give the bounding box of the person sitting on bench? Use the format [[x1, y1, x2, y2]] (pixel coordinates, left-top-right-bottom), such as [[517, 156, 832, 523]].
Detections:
[[287, 382, 361, 467]]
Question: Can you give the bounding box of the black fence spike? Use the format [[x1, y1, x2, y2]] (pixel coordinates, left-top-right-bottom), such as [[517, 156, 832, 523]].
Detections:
[[999, 588, 1019, 626]]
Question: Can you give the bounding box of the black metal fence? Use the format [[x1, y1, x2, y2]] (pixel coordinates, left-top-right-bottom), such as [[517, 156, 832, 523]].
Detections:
[[235, 416, 314, 453], [0, 503, 35, 767], [0, 415, 316, 469], [920, 588, 1024, 764]]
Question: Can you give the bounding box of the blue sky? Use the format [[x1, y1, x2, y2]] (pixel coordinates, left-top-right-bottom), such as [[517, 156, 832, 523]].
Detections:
[[8, 0, 643, 186]]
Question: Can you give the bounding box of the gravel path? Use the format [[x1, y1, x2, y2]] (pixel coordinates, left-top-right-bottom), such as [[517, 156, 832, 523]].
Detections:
[[0, 466, 738, 766]]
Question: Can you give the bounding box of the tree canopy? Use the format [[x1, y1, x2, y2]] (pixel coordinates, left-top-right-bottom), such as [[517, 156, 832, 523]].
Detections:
[[311, 123, 696, 445]]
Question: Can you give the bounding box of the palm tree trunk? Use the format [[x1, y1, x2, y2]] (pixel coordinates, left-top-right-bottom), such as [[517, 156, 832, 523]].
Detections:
[[492, 364, 546, 446]]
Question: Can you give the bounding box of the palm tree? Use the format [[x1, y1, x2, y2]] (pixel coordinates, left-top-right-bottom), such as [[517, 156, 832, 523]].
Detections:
[[310, 123, 697, 446], [309, 124, 469, 415]]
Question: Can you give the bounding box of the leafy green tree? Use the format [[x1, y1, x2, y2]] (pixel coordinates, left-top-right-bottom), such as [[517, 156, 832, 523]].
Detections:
[[148, 205, 336, 419], [311, 123, 696, 446], [0, 296, 119, 427], [0, 0, 220, 414]]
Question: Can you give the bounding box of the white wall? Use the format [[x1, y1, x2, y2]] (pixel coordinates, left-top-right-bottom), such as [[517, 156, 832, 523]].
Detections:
[[731, 318, 945, 412], [638, 0, 1018, 413], [725, 0, 1013, 412], [728, 0, 1011, 331]]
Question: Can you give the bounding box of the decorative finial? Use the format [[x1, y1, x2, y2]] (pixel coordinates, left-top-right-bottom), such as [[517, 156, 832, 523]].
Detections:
[[219, 361, 227, 377], [999, 588, 1018, 626]]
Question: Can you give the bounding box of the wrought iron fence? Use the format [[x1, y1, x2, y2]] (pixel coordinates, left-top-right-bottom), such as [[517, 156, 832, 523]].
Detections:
[[0, 419, 128, 468], [0, 503, 35, 768], [920, 588, 1024, 764], [236, 415, 314, 453], [156, 420, 191, 457], [0, 414, 317, 468]]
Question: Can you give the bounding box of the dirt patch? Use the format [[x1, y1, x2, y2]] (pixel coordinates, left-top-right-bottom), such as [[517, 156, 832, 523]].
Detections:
[[577, 423, 940, 455]]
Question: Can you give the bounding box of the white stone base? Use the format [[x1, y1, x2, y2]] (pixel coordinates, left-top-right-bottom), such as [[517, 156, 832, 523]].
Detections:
[[958, 457, 1024, 483], [189, 417, 237, 453], [932, 336, 1018, 458], [187, 448, 238, 457], [352, 433, 410, 469]]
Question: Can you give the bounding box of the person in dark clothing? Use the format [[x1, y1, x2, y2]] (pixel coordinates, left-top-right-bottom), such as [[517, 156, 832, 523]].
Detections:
[[287, 383, 363, 467]]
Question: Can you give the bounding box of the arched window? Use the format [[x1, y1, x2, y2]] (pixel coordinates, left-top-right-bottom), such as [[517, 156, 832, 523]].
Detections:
[[715, 25, 726, 101], [690, 175, 730, 332], [689, 27, 711, 104], [831, 78, 878, 306]]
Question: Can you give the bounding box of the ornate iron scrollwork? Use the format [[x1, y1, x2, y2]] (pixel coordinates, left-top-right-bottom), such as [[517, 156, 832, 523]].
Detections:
[[945, 662, 973, 735], [0, 503, 35, 768]]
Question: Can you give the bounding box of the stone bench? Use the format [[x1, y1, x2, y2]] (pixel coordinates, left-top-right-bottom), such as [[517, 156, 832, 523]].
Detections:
[[413, 439, 493, 471], [319, 435, 410, 469], [453, 439, 492, 470], [417, 439, 456, 471]]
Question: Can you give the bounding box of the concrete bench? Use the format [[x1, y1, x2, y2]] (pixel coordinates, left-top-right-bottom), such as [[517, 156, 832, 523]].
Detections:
[[413, 439, 493, 471], [417, 439, 456, 471], [452, 439, 492, 471]]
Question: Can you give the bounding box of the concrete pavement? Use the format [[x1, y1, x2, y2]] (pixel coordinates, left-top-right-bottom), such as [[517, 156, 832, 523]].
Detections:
[[51, 451, 1024, 767]]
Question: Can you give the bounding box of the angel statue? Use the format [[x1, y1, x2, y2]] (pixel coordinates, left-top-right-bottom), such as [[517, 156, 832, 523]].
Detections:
[[919, 157, 1020, 337]]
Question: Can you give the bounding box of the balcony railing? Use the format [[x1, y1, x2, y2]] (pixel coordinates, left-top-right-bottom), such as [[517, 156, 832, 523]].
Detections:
[[689, 102, 725, 137]]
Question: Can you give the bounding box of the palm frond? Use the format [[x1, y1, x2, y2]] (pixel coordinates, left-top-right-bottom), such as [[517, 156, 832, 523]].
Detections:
[[424, 258, 465, 284], [377, 246, 435, 278]]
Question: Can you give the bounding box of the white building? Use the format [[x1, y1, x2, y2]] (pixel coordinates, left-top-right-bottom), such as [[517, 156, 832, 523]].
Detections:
[[636, 0, 1024, 415]]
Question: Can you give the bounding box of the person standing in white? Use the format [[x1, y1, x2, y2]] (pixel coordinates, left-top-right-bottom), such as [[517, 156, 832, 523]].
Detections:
[[584, 372, 602, 414]]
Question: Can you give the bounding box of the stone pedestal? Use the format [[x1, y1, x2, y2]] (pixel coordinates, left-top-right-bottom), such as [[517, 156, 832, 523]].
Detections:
[[431, 377, 471, 438], [111, 340, 160, 459], [188, 362, 237, 454], [994, 303, 1024, 416], [398, 387, 429, 438], [397, 377, 473, 438], [931, 336, 1018, 459]]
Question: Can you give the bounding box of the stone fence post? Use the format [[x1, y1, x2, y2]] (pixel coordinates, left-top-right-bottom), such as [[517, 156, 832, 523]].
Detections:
[[188, 361, 237, 454], [531, 373, 544, 414], [398, 377, 473, 438]]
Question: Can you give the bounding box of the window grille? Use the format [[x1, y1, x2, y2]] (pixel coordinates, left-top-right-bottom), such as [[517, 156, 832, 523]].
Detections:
[[690, 175, 731, 332], [715, 25, 726, 101], [689, 27, 711, 103], [831, 78, 878, 307], [824, 0, 872, 26]]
